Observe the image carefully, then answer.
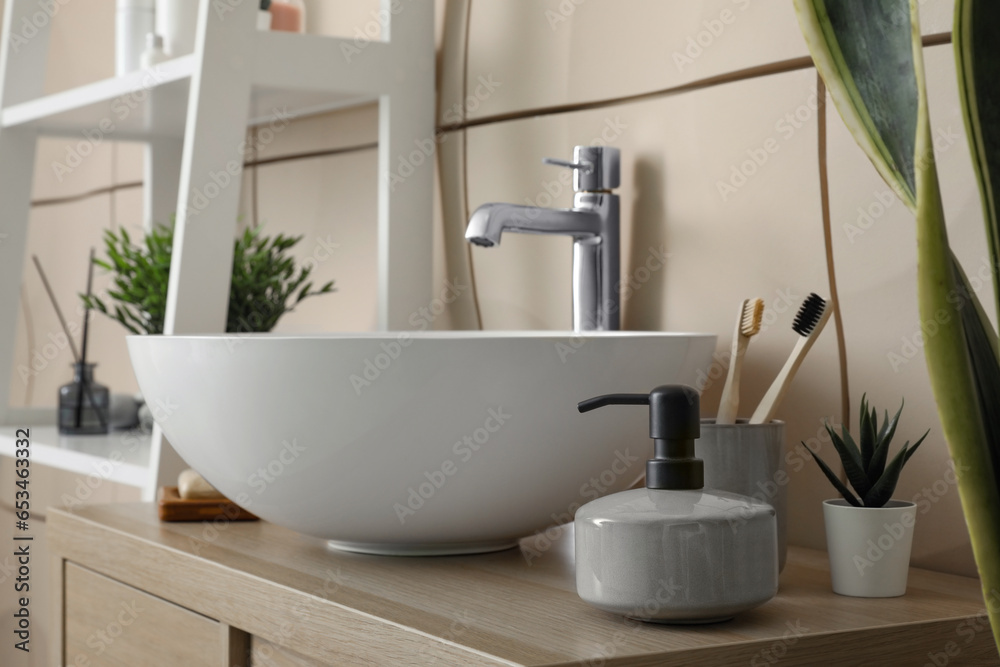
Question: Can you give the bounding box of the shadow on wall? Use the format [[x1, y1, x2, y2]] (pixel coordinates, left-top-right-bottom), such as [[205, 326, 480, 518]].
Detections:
[[624, 155, 667, 332]]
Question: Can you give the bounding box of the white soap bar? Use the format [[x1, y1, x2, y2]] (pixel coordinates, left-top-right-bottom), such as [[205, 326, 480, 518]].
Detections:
[[177, 469, 225, 500]]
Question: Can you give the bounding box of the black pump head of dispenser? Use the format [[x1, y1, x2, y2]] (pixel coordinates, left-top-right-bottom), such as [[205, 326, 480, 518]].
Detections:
[[578, 385, 703, 490]]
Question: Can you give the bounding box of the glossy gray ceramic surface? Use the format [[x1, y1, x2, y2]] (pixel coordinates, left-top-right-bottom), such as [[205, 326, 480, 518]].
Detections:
[[696, 419, 787, 571], [575, 488, 778, 623]]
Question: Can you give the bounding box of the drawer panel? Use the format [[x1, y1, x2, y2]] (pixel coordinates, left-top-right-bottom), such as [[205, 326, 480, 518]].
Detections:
[[64, 563, 222, 667], [250, 636, 328, 667]]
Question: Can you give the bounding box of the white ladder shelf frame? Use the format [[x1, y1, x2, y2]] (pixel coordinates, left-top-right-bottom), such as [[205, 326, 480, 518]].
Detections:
[[0, 0, 435, 499]]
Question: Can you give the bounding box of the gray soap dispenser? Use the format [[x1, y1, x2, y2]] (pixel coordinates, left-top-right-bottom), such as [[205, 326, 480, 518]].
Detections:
[[574, 385, 778, 623]]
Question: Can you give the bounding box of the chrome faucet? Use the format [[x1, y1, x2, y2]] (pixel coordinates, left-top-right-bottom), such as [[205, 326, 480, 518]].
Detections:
[[465, 146, 621, 331]]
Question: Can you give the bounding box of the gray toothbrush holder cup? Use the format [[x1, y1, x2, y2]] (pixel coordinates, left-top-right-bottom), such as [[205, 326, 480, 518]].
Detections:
[[696, 419, 787, 572]]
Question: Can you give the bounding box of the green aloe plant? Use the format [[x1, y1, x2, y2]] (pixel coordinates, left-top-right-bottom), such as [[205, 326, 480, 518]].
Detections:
[[794, 0, 1000, 647], [808, 395, 928, 508], [83, 225, 334, 334]]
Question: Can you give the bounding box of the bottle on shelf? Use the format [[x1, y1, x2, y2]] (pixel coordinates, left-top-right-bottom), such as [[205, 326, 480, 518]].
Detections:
[[116, 0, 155, 75], [155, 0, 200, 57], [258, 1, 273, 31], [58, 363, 110, 436], [140, 33, 169, 69], [269, 0, 306, 33]]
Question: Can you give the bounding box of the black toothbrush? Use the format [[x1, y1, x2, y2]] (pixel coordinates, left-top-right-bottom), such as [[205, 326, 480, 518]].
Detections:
[[749, 293, 831, 424]]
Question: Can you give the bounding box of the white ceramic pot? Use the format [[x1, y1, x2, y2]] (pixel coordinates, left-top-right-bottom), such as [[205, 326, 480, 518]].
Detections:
[[823, 499, 916, 597]]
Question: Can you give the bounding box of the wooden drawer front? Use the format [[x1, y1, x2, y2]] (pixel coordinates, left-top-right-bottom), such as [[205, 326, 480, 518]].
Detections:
[[65, 563, 223, 667], [250, 636, 328, 667]]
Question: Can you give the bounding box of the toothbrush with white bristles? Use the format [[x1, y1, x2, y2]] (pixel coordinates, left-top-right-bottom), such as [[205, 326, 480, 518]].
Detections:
[[749, 293, 832, 425], [716, 298, 764, 424]]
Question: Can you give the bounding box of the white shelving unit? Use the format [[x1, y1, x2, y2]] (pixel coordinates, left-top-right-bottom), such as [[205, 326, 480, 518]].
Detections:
[[0, 0, 435, 499], [0, 426, 152, 488]]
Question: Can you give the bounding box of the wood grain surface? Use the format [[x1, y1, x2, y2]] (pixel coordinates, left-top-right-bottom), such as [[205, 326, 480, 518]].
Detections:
[[64, 563, 222, 666], [48, 503, 999, 666]]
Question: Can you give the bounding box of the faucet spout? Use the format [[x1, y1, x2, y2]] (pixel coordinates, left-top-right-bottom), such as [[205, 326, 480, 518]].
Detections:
[[465, 203, 602, 247], [464, 146, 623, 332], [466, 195, 620, 331]]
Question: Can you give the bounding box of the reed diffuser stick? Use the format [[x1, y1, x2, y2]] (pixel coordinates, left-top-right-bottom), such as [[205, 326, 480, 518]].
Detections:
[[75, 248, 96, 428], [31, 255, 107, 430], [31, 255, 81, 361]]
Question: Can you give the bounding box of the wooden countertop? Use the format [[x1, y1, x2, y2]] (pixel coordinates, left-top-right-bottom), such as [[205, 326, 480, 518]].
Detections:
[[49, 504, 998, 666]]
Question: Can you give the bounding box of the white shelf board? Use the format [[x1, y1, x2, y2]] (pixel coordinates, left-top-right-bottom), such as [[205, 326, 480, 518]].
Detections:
[[2, 56, 196, 139], [1, 54, 375, 140], [247, 87, 376, 127], [0, 426, 151, 488]]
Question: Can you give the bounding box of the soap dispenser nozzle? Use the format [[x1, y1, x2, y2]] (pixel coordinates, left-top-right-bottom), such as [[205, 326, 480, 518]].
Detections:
[[578, 385, 704, 490]]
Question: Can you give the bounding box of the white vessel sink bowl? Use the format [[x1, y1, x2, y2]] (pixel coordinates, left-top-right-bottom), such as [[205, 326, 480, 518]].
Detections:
[[128, 332, 716, 555]]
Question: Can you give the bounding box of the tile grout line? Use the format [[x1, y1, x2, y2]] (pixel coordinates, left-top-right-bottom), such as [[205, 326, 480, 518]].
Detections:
[[815, 74, 851, 428], [29, 142, 380, 208], [29, 33, 953, 216], [440, 55, 815, 132], [438, 32, 953, 133], [249, 141, 378, 167]]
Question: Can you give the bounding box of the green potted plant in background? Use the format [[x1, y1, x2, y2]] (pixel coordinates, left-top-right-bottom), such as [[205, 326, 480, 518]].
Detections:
[[794, 0, 1000, 644], [82, 224, 334, 334], [808, 395, 927, 597]]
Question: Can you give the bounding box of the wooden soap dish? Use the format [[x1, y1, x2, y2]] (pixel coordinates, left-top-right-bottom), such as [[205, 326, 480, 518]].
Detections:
[[157, 487, 259, 522]]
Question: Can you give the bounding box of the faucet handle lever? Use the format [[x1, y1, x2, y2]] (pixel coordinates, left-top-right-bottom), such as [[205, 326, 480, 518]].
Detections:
[[542, 157, 594, 173], [543, 146, 620, 192]]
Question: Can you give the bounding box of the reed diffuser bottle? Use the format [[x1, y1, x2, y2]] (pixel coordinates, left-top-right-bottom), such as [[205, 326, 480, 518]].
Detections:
[[58, 364, 110, 435], [56, 248, 110, 435]]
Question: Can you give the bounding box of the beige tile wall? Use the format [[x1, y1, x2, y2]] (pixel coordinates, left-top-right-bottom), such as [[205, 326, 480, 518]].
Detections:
[[465, 0, 809, 120], [447, 0, 980, 578], [3, 0, 984, 578]]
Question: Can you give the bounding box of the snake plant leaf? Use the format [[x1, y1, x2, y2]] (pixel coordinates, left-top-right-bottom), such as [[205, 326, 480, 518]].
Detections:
[[794, 0, 919, 209], [915, 2, 1000, 649], [950, 0, 1000, 505], [960, 292, 1000, 480], [796, 0, 1000, 647], [806, 446, 863, 506], [948, 90, 1000, 489], [955, 0, 1000, 322]]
